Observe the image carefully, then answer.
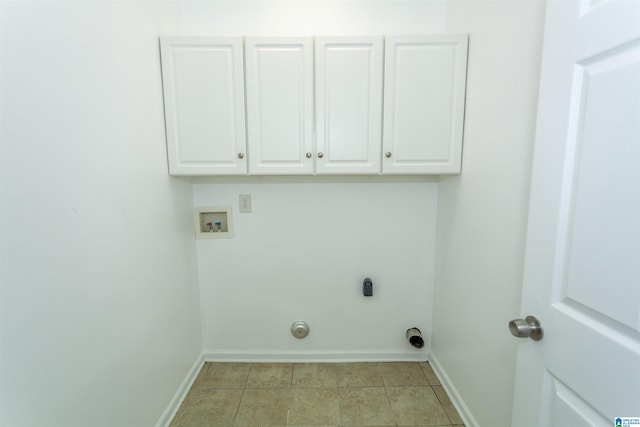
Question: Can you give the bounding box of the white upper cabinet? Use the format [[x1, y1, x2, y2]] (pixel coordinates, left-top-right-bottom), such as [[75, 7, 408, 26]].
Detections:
[[382, 35, 468, 174], [160, 37, 247, 175], [245, 37, 314, 175], [159, 34, 469, 176], [315, 36, 384, 174]]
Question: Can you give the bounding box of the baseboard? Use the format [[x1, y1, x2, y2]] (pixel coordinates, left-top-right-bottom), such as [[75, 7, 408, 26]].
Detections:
[[203, 349, 429, 363], [428, 352, 480, 427], [155, 354, 204, 427]]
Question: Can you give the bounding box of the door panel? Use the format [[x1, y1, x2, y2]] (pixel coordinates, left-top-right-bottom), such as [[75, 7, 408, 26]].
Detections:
[[562, 43, 640, 332], [382, 35, 467, 174], [160, 37, 247, 175], [245, 37, 314, 174], [315, 36, 383, 174], [512, 0, 640, 425], [549, 378, 610, 426]]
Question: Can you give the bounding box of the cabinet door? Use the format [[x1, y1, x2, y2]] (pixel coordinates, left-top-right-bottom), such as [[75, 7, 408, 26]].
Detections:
[[245, 37, 314, 175], [383, 35, 468, 174], [160, 37, 247, 175], [315, 36, 384, 174]]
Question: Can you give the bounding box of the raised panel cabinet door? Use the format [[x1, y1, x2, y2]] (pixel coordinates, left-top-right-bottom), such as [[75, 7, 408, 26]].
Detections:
[[245, 37, 314, 175], [315, 36, 384, 174], [382, 35, 468, 174], [160, 37, 247, 175]]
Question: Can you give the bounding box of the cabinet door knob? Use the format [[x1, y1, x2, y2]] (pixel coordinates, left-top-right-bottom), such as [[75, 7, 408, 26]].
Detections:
[[306, 152, 312, 158], [385, 152, 392, 158], [317, 152, 324, 158], [237, 153, 244, 159]]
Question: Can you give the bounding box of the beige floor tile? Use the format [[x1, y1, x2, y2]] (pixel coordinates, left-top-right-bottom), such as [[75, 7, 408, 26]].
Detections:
[[246, 363, 293, 388], [189, 363, 211, 390], [338, 386, 395, 426], [287, 387, 341, 426], [292, 363, 337, 388], [234, 388, 290, 426], [419, 362, 441, 386], [176, 362, 463, 427], [337, 363, 384, 387], [178, 388, 243, 427], [433, 385, 464, 424], [378, 362, 429, 386], [194, 363, 251, 389], [386, 386, 450, 426]]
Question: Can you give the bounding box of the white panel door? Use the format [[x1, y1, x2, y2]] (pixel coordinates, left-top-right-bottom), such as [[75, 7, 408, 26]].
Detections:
[[382, 35, 468, 174], [315, 36, 383, 174], [512, 1, 640, 425], [160, 37, 247, 175], [245, 37, 314, 175]]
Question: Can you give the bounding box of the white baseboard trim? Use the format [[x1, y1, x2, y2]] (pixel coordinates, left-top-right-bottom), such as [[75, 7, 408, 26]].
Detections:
[[428, 352, 480, 427], [203, 349, 429, 363], [155, 354, 204, 427]]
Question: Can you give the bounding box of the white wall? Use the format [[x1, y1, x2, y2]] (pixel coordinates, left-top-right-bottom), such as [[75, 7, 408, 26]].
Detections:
[[432, 1, 545, 426], [0, 2, 202, 426], [194, 178, 437, 360], [0, 0, 548, 425], [180, 0, 447, 36], [182, 1, 448, 361]]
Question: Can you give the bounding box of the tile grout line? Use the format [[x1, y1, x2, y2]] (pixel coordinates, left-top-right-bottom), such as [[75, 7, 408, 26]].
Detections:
[[376, 363, 398, 426], [230, 364, 252, 426], [433, 384, 457, 426], [286, 363, 293, 426], [381, 382, 400, 427], [334, 363, 346, 427], [230, 386, 245, 427]]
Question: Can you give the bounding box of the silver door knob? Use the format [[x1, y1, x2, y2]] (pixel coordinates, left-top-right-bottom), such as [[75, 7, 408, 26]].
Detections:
[[317, 152, 324, 158], [509, 316, 543, 341], [237, 153, 244, 159], [385, 152, 392, 158], [306, 152, 312, 158]]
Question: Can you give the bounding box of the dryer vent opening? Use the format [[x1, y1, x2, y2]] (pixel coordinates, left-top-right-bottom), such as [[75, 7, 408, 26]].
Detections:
[[406, 327, 424, 349]]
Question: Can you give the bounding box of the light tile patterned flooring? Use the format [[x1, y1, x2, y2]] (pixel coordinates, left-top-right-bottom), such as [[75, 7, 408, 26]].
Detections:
[[170, 362, 464, 427]]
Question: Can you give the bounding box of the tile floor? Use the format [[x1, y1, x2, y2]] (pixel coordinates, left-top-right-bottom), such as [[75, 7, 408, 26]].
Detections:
[[170, 361, 464, 427]]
